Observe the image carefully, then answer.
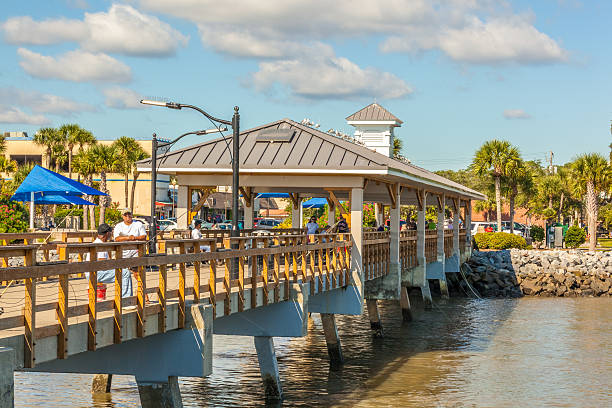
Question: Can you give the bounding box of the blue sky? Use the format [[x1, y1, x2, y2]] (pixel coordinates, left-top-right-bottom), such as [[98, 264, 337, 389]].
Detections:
[[0, 0, 610, 170]]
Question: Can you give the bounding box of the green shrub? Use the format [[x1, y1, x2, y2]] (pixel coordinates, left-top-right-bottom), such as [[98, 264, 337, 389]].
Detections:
[[530, 225, 545, 242], [474, 232, 527, 250], [565, 226, 586, 248], [0, 194, 29, 233]]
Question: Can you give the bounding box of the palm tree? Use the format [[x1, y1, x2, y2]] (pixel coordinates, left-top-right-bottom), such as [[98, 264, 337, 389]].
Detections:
[[130, 149, 150, 213], [33, 127, 59, 168], [112, 137, 142, 208], [392, 137, 403, 159], [59, 124, 96, 179], [89, 144, 119, 224], [503, 159, 530, 233], [571, 153, 610, 251], [73, 150, 97, 229], [0, 156, 17, 187], [472, 140, 521, 232], [474, 198, 496, 222]]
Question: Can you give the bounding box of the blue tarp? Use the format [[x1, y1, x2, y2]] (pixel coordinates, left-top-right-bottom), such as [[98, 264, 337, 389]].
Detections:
[[29, 194, 95, 205], [302, 197, 328, 209], [11, 165, 106, 202], [255, 193, 290, 198]]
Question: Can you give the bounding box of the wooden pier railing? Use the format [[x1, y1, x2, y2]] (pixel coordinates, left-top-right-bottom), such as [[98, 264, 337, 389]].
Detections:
[[0, 233, 353, 368], [425, 230, 437, 263], [363, 231, 390, 280], [459, 228, 467, 254], [444, 230, 454, 258], [400, 230, 418, 270]]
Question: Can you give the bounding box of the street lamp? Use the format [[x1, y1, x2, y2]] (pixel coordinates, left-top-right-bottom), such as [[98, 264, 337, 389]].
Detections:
[[148, 127, 227, 253], [141, 99, 240, 240]]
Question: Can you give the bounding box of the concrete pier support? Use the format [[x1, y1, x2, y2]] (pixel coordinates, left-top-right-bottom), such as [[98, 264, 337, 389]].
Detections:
[[366, 299, 383, 337], [291, 197, 302, 229], [0, 347, 15, 408], [400, 286, 412, 322], [91, 374, 112, 393], [437, 195, 449, 298], [320, 313, 343, 368], [254, 336, 283, 401], [417, 199, 433, 308], [137, 376, 183, 408]]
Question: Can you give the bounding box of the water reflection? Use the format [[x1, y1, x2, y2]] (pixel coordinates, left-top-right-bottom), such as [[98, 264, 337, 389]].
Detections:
[[15, 297, 612, 407]]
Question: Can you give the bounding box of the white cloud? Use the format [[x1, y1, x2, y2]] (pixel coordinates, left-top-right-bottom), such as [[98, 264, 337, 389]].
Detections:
[[139, 0, 567, 65], [18, 48, 132, 83], [0, 87, 95, 115], [1, 16, 87, 45], [252, 56, 413, 100], [2, 5, 188, 57], [503, 109, 531, 119], [0, 106, 51, 125], [102, 87, 144, 109]]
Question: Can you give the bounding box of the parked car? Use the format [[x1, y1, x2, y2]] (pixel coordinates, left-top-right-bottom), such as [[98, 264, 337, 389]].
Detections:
[[158, 219, 177, 231], [256, 218, 281, 229]]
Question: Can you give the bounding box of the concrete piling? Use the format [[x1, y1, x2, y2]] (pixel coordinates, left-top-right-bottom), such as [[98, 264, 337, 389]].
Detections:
[[91, 374, 112, 394], [137, 376, 183, 408], [320, 313, 343, 368], [399, 286, 412, 322], [254, 336, 283, 401], [0, 347, 15, 408], [366, 299, 383, 337]]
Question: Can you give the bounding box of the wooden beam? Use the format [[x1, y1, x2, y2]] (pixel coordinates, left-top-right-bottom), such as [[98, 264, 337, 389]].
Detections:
[[239, 187, 253, 208], [416, 190, 424, 211], [436, 195, 443, 211], [386, 183, 398, 209], [288, 193, 299, 210], [452, 197, 459, 213], [189, 187, 215, 222], [327, 191, 347, 216], [326, 197, 335, 210]]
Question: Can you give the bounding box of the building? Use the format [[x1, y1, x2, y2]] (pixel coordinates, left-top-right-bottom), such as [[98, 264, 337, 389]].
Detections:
[[1, 132, 170, 216]]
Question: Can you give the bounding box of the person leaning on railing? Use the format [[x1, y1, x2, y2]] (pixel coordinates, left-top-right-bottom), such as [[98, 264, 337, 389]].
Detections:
[[85, 223, 133, 298], [113, 208, 147, 263]]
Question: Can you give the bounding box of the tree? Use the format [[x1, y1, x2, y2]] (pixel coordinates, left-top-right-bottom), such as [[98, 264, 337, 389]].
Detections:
[[571, 153, 610, 251], [73, 150, 97, 229], [89, 144, 119, 224], [33, 127, 59, 168], [59, 124, 95, 179], [472, 140, 521, 232], [503, 159, 530, 233], [129, 149, 150, 213], [392, 137, 402, 158], [112, 137, 143, 208]]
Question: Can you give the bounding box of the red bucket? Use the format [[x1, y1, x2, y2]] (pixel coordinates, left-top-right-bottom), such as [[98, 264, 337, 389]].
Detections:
[[89, 283, 107, 300]]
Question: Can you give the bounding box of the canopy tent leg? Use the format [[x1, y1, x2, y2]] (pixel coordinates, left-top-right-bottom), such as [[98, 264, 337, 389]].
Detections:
[[29, 192, 34, 230]]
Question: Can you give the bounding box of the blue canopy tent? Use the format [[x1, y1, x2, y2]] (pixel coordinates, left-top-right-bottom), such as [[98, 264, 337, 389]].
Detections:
[[254, 193, 290, 199], [11, 165, 105, 229], [302, 197, 328, 209]]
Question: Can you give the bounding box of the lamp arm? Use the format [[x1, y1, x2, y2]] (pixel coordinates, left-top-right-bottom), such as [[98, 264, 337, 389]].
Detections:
[[177, 104, 232, 126]]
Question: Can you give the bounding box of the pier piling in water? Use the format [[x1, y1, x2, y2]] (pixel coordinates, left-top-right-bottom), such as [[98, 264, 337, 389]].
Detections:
[[91, 374, 112, 394], [320, 313, 344, 368], [366, 299, 383, 337], [400, 286, 413, 322], [0, 347, 15, 408], [137, 376, 183, 408], [254, 336, 283, 401]]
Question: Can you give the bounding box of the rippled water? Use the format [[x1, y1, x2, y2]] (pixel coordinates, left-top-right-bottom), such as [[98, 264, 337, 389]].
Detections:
[[15, 296, 612, 407]]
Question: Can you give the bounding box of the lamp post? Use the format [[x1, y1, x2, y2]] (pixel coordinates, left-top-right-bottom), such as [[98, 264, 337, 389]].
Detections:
[[141, 100, 240, 239], [147, 127, 227, 253]]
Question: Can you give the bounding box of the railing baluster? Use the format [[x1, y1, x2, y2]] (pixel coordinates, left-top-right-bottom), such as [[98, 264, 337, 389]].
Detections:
[[238, 240, 245, 312], [262, 239, 269, 305], [283, 240, 290, 300], [159, 264, 167, 333], [57, 246, 68, 359], [113, 246, 122, 344], [250, 238, 258, 309], [88, 247, 97, 351], [178, 242, 187, 328], [209, 242, 217, 317], [23, 248, 36, 368], [193, 242, 201, 303], [273, 238, 280, 303], [137, 244, 146, 338], [224, 251, 231, 315]]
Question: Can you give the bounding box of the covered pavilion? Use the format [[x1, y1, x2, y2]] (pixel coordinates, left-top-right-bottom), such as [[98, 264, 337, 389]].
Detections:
[[138, 105, 484, 310]]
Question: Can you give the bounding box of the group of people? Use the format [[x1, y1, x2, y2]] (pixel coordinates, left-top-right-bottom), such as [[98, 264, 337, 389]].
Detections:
[[86, 208, 147, 299], [305, 216, 349, 235]]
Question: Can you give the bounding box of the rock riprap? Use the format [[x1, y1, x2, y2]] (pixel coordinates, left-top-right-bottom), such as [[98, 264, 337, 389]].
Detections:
[[460, 249, 612, 298]]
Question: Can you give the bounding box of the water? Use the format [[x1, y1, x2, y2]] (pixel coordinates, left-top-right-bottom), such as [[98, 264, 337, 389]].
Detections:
[[15, 297, 612, 407]]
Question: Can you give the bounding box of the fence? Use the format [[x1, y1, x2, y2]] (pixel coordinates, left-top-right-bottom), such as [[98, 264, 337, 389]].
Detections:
[[400, 230, 418, 270], [362, 231, 390, 280], [425, 230, 437, 263]]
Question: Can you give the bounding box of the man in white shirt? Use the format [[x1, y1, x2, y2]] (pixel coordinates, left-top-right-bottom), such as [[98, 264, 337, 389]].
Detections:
[[86, 223, 133, 298], [113, 208, 147, 259], [191, 220, 211, 252]]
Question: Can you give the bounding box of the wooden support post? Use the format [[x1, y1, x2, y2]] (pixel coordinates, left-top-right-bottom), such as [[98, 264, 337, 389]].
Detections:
[[209, 243, 217, 316], [273, 238, 280, 303], [178, 243, 187, 328], [113, 247, 123, 344], [262, 240, 269, 305], [437, 194, 449, 298], [238, 240, 245, 312], [92, 374, 113, 394], [88, 248, 97, 351], [250, 238, 258, 309], [158, 264, 167, 333], [193, 243, 201, 303], [283, 241, 290, 300], [57, 246, 69, 359], [224, 252, 231, 315], [137, 244, 146, 338], [24, 248, 36, 368]]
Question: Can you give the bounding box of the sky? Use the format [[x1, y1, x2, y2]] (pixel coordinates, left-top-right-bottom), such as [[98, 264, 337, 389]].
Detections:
[[0, 0, 610, 171]]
